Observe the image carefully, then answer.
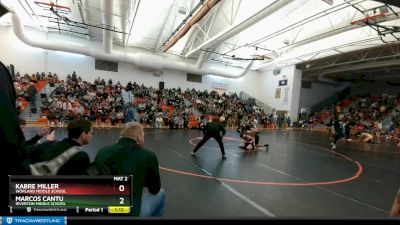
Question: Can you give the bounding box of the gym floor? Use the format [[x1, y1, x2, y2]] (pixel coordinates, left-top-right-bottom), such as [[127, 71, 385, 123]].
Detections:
[[24, 127, 400, 218]]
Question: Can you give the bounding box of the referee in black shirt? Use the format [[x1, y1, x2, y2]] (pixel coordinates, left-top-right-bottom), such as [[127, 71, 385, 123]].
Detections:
[[191, 117, 226, 159]]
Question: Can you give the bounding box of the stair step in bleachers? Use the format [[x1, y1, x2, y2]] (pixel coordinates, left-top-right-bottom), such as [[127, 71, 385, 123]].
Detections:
[[26, 120, 47, 126], [20, 80, 49, 122], [188, 112, 199, 128]]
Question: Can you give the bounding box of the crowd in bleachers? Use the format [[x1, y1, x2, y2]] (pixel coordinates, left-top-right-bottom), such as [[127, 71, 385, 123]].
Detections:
[[46, 75, 123, 124], [25, 70, 399, 142], [13, 71, 268, 130], [310, 93, 400, 144], [184, 88, 268, 128], [14, 70, 400, 143], [12, 72, 58, 112]]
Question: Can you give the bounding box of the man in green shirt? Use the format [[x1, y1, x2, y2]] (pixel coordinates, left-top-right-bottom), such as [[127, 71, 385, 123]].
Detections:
[[95, 122, 165, 216]]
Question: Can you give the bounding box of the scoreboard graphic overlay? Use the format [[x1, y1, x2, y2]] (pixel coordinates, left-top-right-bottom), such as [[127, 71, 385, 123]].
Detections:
[[9, 176, 132, 216]]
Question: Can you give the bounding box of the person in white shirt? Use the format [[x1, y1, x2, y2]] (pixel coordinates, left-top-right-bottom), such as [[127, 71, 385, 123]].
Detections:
[[62, 100, 72, 111], [155, 116, 163, 128]]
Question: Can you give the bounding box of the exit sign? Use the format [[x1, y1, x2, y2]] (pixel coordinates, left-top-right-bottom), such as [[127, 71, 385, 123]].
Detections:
[[279, 79, 287, 86]]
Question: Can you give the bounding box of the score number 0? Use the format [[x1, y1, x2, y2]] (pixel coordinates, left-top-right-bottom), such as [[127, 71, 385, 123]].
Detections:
[[119, 185, 125, 205]]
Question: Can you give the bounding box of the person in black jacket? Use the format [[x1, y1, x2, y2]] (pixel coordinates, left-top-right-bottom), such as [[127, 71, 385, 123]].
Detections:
[[0, 61, 31, 215], [27, 82, 37, 110], [95, 122, 165, 216], [331, 117, 354, 150], [28, 119, 94, 174], [191, 117, 226, 159]]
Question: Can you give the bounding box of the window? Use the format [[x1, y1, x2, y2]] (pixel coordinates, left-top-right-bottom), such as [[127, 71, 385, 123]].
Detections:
[[95, 59, 118, 72], [273, 69, 281, 75], [187, 73, 202, 83]]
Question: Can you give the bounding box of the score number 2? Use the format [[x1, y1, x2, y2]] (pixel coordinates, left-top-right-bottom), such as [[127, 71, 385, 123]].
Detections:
[[119, 185, 125, 205]]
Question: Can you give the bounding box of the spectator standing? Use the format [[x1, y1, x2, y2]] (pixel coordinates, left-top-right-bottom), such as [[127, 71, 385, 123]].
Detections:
[[95, 122, 165, 216]]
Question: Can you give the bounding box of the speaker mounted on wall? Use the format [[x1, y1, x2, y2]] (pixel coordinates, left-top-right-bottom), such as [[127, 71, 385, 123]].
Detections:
[[9, 64, 15, 77], [159, 81, 164, 90]]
